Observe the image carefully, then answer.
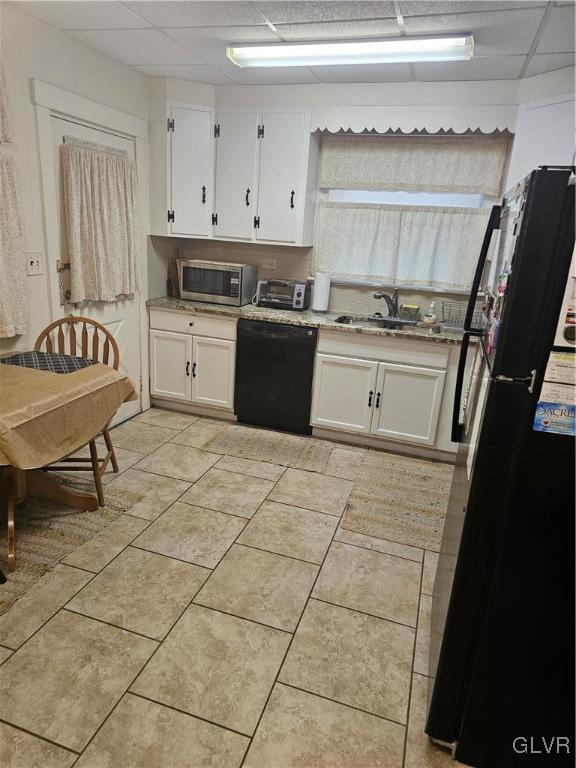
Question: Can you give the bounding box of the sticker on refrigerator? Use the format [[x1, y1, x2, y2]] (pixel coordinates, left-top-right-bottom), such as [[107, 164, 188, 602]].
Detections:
[[544, 351, 576, 386], [533, 382, 576, 436], [553, 248, 576, 348]]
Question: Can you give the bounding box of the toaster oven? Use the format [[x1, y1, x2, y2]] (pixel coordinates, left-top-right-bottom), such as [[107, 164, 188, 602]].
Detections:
[[255, 279, 311, 311], [177, 260, 257, 306]]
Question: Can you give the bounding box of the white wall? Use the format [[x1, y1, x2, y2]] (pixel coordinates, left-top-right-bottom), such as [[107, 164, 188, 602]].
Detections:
[[0, 3, 147, 352]]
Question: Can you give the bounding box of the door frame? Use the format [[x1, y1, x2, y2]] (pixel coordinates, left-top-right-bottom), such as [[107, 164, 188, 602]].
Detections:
[[32, 79, 150, 410]]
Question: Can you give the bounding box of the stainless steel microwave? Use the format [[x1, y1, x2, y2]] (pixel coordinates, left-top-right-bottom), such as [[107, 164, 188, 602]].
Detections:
[[177, 260, 257, 306]]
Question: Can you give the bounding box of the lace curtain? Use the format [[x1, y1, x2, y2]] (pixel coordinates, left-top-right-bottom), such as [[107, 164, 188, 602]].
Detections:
[[319, 133, 509, 197], [314, 201, 492, 292], [61, 136, 140, 304], [0, 59, 27, 339]]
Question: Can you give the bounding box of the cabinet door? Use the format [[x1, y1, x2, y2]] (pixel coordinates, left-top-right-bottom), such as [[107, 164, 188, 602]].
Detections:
[[372, 363, 446, 446], [214, 111, 259, 240], [311, 354, 378, 434], [150, 330, 192, 401], [256, 111, 305, 243], [192, 336, 236, 410], [170, 106, 213, 237]]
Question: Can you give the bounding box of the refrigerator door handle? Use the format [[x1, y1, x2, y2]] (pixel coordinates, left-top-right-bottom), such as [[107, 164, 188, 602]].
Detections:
[[464, 204, 502, 334], [451, 330, 472, 443]]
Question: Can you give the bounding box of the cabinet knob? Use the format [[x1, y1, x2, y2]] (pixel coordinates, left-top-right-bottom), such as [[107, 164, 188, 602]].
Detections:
[[201, 186, 206, 204], [368, 390, 373, 407], [185, 361, 190, 377], [375, 392, 381, 409], [290, 190, 295, 209], [245, 188, 250, 207], [192, 362, 197, 378], [189, 321, 194, 327]]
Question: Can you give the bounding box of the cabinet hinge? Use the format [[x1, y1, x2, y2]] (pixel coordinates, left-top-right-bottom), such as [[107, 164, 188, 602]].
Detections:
[[167, 210, 175, 223], [254, 215, 260, 228], [212, 213, 218, 226], [167, 118, 175, 132], [257, 124, 264, 138], [214, 123, 220, 138]]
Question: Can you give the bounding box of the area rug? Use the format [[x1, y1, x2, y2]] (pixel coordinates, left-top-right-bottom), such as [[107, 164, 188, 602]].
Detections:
[[204, 423, 334, 472], [341, 449, 454, 552], [0, 478, 143, 615]]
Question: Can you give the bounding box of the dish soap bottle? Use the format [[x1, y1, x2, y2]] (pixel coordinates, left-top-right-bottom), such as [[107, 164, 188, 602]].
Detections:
[[423, 301, 437, 325]]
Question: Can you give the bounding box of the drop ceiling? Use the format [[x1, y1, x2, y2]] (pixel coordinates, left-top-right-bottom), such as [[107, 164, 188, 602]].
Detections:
[[14, 1, 576, 84]]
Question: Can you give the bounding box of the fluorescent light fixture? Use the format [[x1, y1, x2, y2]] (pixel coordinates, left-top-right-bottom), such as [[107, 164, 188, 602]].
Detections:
[[226, 35, 474, 68]]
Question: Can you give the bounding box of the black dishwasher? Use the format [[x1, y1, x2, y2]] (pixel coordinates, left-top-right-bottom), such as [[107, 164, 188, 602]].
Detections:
[[235, 320, 318, 435]]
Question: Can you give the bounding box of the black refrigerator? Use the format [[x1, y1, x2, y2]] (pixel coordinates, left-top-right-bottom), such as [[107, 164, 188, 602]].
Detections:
[[426, 167, 575, 767]]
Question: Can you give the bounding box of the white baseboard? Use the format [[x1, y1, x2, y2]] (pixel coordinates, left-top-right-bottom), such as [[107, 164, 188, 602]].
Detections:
[[312, 427, 456, 464]]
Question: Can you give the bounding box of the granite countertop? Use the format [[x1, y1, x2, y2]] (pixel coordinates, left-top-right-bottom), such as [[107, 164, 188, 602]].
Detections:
[[147, 296, 466, 345]]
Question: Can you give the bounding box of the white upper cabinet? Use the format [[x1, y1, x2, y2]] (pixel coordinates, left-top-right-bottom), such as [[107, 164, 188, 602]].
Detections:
[[213, 111, 259, 241], [169, 106, 214, 237], [256, 111, 305, 244]]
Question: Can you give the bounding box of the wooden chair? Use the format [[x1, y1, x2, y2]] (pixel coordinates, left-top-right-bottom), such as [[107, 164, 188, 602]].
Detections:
[[34, 316, 121, 506]]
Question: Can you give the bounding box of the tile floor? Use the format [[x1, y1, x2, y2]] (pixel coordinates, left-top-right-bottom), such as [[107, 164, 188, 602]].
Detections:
[[0, 409, 462, 768]]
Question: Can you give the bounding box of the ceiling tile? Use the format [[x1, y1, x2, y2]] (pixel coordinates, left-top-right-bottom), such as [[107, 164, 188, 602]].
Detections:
[[13, 1, 151, 29], [537, 5, 575, 53], [310, 62, 412, 82], [124, 2, 265, 28], [404, 7, 547, 56], [412, 55, 525, 81], [253, 2, 396, 24], [164, 25, 278, 65], [398, 1, 546, 16], [275, 18, 400, 40], [525, 52, 575, 76], [212, 60, 320, 84], [70, 29, 205, 66], [133, 64, 235, 84]]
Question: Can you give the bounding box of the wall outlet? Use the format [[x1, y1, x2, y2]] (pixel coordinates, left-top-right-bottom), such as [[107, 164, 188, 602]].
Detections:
[[26, 251, 44, 276], [262, 258, 277, 270]]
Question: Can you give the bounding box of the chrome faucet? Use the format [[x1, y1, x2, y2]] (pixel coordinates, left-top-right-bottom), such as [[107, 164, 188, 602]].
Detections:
[[373, 287, 399, 317]]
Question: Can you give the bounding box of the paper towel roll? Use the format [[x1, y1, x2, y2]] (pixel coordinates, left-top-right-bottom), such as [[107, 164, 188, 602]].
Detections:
[[312, 272, 331, 312]]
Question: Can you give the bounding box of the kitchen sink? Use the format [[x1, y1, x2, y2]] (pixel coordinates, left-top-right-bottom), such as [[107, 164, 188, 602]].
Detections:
[[334, 313, 418, 331]]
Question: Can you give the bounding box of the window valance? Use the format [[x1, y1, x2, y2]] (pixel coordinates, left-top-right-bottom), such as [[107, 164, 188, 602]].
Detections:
[[319, 133, 509, 197], [313, 201, 492, 292]]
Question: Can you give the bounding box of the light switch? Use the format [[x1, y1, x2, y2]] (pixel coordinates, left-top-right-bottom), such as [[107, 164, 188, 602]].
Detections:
[[26, 251, 44, 276]]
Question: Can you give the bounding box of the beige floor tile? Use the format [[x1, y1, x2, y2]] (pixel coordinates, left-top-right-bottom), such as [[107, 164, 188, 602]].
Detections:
[[313, 542, 420, 626], [0, 610, 157, 751], [0, 722, 76, 768], [61, 445, 143, 484], [106, 469, 190, 521], [405, 673, 466, 768], [75, 693, 249, 768], [195, 545, 317, 632], [238, 501, 337, 564], [170, 418, 230, 448], [279, 599, 414, 724], [422, 550, 439, 596], [135, 408, 200, 431], [0, 564, 92, 649], [98, 421, 180, 455], [130, 604, 290, 735], [133, 501, 246, 568], [62, 514, 148, 573], [414, 594, 432, 676], [269, 468, 353, 516], [335, 528, 424, 563], [244, 683, 405, 768], [67, 547, 208, 640], [133, 442, 221, 482], [0, 647, 13, 664], [179, 469, 274, 519], [324, 446, 367, 481], [215, 455, 286, 482]]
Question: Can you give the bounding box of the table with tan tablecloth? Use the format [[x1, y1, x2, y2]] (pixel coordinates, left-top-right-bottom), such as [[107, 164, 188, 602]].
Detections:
[[0, 362, 136, 469]]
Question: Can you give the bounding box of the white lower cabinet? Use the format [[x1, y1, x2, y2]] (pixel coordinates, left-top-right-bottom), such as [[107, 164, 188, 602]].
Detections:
[[150, 330, 192, 401], [191, 336, 235, 410], [311, 353, 446, 446], [371, 362, 446, 446], [311, 354, 379, 434], [150, 328, 235, 411]]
